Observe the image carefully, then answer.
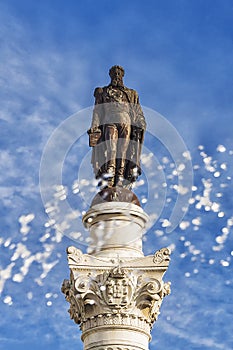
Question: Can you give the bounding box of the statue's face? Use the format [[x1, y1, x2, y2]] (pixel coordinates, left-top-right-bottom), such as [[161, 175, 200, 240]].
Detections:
[[110, 68, 124, 87]]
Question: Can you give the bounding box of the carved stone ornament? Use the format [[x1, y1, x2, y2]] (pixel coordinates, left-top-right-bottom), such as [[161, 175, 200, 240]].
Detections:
[[61, 246, 171, 333], [153, 247, 171, 264]]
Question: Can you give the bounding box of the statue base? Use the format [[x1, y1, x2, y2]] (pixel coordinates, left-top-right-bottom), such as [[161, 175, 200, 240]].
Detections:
[[83, 201, 149, 258], [91, 187, 141, 207]]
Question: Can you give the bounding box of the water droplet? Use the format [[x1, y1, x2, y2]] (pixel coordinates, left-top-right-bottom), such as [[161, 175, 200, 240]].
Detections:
[[45, 293, 52, 299], [222, 227, 229, 234], [3, 296, 13, 305], [161, 219, 171, 228], [216, 236, 225, 244], [27, 292, 33, 300], [220, 260, 229, 267], [220, 163, 227, 170], [227, 218, 233, 226], [155, 230, 163, 237], [177, 163, 185, 172], [214, 171, 220, 178], [192, 217, 201, 226], [216, 145, 226, 153], [179, 221, 190, 230]]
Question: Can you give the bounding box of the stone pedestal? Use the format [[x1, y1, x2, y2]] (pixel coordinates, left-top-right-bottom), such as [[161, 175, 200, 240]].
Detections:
[[83, 202, 149, 258], [62, 192, 171, 350]]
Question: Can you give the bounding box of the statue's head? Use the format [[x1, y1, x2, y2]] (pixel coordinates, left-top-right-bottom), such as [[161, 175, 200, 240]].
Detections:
[[109, 65, 125, 87]]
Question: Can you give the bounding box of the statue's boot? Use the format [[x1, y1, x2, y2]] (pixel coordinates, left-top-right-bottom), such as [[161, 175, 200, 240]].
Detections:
[[104, 162, 115, 187], [115, 159, 125, 187]]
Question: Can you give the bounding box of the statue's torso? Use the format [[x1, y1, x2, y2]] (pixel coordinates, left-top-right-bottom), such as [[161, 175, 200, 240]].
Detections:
[[99, 86, 134, 124]]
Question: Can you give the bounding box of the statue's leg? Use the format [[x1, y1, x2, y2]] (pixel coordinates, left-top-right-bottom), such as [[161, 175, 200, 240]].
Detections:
[[116, 123, 131, 185], [104, 124, 118, 186]]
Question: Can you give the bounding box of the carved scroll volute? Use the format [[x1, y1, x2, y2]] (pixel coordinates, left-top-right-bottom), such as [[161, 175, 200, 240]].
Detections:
[[66, 246, 84, 267], [153, 247, 170, 265]]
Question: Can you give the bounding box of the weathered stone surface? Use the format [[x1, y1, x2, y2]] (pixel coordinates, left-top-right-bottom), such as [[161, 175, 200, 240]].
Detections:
[[62, 246, 170, 347]]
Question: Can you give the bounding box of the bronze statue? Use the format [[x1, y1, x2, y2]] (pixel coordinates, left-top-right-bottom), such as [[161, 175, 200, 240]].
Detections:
[[88, 65, 146, 189]]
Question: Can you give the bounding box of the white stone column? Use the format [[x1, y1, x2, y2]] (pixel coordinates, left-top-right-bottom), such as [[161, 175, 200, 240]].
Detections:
[[62, 200, 171, 350], [83, 202, 149, 258]]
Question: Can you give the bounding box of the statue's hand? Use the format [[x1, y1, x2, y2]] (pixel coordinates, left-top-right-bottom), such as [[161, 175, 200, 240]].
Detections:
[[88, 127, 101, 134], [131, 126, 143, 141], [88, 127, 102, 147]]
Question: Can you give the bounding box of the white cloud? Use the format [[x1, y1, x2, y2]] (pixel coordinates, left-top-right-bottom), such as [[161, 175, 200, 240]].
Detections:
[[153, 320, 228, 349]]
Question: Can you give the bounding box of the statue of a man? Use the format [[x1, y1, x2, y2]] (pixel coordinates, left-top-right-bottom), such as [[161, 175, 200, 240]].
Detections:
[[88, 65, 146, 188]]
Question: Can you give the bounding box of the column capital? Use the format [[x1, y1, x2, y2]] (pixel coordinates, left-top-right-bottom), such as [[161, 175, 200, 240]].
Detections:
[[61, 247, 171, 339]]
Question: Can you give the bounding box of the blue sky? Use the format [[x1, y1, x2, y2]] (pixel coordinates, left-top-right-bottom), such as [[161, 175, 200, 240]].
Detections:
[[0, 1, 233, 350]]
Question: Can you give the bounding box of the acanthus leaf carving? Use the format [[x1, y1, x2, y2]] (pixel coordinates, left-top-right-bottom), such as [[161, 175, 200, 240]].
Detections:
[[61, 279, 83, 324], [62, 251, 171, 329]]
